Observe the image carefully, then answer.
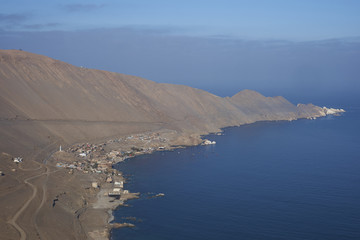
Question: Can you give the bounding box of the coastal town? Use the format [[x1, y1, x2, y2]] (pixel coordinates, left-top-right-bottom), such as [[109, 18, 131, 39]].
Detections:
[[55, 130, 217, 176], [1, 128, 217, 238], [47, 130, 216, 205], [45, 132, 170, 201], [4, 130, 217, 201], [57, 132, 171, 173]]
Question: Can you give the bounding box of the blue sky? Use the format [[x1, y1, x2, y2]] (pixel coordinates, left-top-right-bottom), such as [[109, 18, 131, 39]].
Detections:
[[1, 1, 360, 105], [2, 0, 360, 40]]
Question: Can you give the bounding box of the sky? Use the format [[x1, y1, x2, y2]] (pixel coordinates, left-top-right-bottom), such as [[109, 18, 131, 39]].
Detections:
[[1, 0, 360, 105]]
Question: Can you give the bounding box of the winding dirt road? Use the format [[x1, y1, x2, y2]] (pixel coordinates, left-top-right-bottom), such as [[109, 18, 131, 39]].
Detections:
[[7, 143, 59, 240], [7, 165, 59, 240], [7, 166, 47, 240], [33, 166, 50, 240]]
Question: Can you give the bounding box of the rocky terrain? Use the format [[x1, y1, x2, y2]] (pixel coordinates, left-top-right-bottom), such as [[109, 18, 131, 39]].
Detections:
[[0, 49, 340, 240]]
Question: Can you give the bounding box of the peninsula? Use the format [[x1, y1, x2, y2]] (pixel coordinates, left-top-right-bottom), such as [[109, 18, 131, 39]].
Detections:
[[0, 50, 344, 239]]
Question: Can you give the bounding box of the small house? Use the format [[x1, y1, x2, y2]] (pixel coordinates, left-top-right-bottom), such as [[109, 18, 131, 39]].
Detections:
[[114, 181, 124, 188], [13, 157, 23, 163]]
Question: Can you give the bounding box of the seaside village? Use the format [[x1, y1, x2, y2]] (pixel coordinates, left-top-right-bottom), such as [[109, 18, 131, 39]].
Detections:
[[55, 131, 215, 197], [5, 131, 216, 200], [53, 132, 172, 198]]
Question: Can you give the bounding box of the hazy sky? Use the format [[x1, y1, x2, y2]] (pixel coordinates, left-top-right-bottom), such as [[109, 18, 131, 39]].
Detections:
[[2, 0, 360, 40], [1, 1, 359, 105]]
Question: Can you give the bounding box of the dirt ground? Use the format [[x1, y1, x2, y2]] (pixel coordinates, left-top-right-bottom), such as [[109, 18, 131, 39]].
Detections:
[[0, 150, 110, 240], [0, 129, 169, 240]]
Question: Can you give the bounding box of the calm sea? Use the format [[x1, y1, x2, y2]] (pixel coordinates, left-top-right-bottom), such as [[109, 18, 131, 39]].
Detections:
[[112, 106, 360, 240]]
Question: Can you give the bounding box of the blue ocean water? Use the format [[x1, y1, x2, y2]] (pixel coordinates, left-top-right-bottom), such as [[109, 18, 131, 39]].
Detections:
[[112, 106, 360, 240]]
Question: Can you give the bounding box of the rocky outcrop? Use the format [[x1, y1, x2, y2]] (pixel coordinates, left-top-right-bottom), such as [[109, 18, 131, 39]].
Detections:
[[322, 107, 345, 115], [296, 104, 345, 119]]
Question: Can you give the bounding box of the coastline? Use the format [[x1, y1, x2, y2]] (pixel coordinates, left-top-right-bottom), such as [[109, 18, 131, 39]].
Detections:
[[0, 50, 348, 239], [51, 128, 202, 239], [107, 108, 359, 240], [85, 107, 346, 239], [0, 107, 345, 240]]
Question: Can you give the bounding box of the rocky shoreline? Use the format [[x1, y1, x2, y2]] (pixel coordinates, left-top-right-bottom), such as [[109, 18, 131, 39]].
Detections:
[[0, 105, 345, 239], [46, 130, 178, 239], [65, 106, 345, 239], [45, 127, 210, 239], [0, 50, 347, 239]]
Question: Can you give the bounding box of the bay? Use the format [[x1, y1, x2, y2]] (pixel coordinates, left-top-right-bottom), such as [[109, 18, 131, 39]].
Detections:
[[112, 106, 360, 240]]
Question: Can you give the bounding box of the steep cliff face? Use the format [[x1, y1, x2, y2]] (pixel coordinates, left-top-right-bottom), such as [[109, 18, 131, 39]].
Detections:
[[0, 50, 326, 154]]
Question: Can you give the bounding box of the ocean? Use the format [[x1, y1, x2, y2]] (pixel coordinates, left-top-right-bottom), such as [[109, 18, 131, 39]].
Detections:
[[112, 106, 360, 240]]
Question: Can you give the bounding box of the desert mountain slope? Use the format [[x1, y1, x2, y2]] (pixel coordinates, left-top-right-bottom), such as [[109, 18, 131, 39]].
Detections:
[[0, 50, 324, 154], [228, 89, 300, 121]]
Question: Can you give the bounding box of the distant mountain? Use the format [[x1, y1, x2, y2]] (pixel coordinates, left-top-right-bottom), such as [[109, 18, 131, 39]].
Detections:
[[0, 50, 326, 154]]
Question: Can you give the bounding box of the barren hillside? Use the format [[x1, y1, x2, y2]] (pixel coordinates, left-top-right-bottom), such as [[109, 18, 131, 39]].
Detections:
[[0, 50, 323, 154]]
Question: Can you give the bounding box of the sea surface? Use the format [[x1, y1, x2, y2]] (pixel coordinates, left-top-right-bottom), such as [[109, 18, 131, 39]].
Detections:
[[112, 106, 360, 240]]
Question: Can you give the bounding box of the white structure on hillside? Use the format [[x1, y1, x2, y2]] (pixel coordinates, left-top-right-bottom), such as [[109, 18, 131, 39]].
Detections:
[[14, 157, 23, 163]]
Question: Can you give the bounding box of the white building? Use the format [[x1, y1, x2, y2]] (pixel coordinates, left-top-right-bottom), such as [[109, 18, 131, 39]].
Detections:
[[114, 181, 124, 188], [13, 157, 23, 163]]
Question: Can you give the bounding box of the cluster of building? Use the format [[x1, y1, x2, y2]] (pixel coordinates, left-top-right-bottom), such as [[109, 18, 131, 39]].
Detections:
[[90, 175, 127, 196], [66, 142, 106, 159], [55, 132, 171, 175], [103, 177, 129, 197], [55, 142, 115, 174], [51, 132, 174, 201], [106, 132, 169, 150]]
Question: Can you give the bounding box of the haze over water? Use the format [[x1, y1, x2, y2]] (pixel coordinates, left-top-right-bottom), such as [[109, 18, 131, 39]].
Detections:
[[113, 105, 360, 240]]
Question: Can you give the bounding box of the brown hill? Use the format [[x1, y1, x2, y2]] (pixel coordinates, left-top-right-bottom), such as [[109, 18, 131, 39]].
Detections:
[[0, 50, 324, 155]]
